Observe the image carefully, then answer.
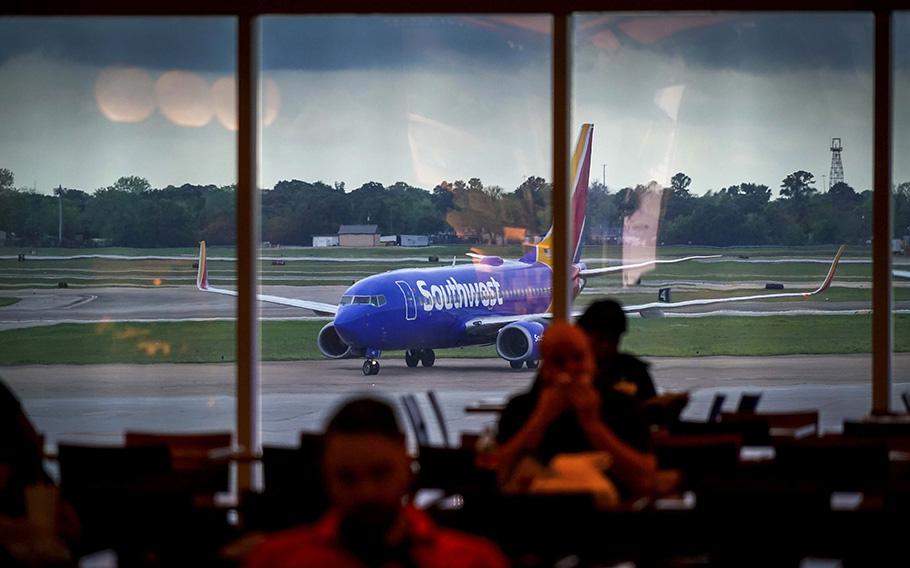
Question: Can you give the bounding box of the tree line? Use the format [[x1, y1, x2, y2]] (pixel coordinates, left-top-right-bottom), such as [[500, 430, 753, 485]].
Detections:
[[2, 166, 909, 248]]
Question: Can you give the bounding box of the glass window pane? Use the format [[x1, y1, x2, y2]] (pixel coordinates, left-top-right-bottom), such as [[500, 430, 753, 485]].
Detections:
[[258, 15, 552, 445], [0, 17, 237, 450], [574, 13, 873, 430]]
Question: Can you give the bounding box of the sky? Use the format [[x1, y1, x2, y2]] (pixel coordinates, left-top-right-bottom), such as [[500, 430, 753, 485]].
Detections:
[[0, 13, 907, 197]]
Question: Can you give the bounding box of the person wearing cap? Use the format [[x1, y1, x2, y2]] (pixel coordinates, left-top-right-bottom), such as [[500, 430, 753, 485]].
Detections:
[[578, 300, 689, 426], [496, 323, 677, 497]]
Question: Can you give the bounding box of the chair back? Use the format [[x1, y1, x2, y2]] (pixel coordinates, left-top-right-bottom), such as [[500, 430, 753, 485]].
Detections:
[[844, 419, 910, 437], [672, 418, 770, 446], [249, 440, 329, 531], [427, 390, 450, 447], [774, 435, 890, 491], [736, 392, 762, 414], [721, 411, 818, 439], [654, 434, 742, 488], [707, 393, 726, 423], [58, 443, 172, 496], [125, 431, 232, 495], [400, 394, 430, 446]]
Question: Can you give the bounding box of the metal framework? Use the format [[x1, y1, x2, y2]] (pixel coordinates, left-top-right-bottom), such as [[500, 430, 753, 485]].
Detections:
[[829, 138, 845, 188], [3, 0, 903, 486]]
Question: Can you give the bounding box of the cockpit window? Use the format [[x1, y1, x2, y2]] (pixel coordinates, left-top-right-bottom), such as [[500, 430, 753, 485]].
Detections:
[[339, 294, 386, 307]]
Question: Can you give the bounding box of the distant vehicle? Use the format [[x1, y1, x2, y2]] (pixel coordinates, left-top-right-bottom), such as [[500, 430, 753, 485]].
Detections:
[[196, 124, 845, 375]]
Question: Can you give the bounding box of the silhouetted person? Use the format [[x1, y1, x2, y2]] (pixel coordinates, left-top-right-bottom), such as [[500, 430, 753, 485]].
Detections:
[[578, 300, 689, 425], [497, 323, 677, 497], [246, 397, 508, 568]]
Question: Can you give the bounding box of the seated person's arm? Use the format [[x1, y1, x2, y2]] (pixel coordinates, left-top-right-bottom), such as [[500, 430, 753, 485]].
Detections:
[[569, 383, 660, 495], [496, 387, 567, 475]]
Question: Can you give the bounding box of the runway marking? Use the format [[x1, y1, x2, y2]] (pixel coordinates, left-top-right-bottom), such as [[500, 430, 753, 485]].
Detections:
[[61, 295, 98, 310]]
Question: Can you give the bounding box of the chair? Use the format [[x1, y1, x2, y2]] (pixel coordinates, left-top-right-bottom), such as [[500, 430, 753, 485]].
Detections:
[[125, 431, 232, 497], [774, 435, 890, 492], [707, 393, 726, 423], [736, 392, 762, 414], [426, 390, 450, 448], [244, 437, 329, 532], [843, 419, 910, 436], [57, 443, 195, 560], [672, 417, 770, 446], [653, 434, 742, 489], [400, 394, 431, 446], [721, 410, 819, 439]]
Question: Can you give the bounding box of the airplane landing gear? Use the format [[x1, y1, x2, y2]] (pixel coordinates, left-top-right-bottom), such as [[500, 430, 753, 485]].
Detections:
[[526, 360, 539, 369], [362, 359, 380, 376], [509, 360, 523, 370], [404, 349, 435, 368]]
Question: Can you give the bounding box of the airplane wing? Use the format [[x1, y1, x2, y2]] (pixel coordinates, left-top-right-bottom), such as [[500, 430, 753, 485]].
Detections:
[[195, 242, 339, 316], [464, 245, 846, 333], [578, 254, 721, 278], [621, 244, 846, 316], [894, 269, 910, 279]]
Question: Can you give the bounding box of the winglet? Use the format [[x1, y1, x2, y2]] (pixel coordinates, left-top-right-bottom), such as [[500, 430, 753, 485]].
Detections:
[[806, 244, 846, 296], [196, 241, 208, 290]]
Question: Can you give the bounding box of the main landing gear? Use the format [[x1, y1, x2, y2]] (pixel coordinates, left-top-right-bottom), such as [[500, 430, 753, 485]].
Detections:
[[405, 349, 435, 368], [362, 359, 381, 376], [509, 360, 539, 370]]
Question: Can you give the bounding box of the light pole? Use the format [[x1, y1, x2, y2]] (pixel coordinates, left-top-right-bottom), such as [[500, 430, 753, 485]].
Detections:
[[55, 185, 64, 246]]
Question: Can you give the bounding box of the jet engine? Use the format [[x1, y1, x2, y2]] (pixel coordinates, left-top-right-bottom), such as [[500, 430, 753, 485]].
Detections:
[[495, 321, 545, 363], [317, 322, 353, 359]]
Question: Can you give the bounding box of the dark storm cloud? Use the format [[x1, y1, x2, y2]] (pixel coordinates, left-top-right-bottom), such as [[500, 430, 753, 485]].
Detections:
[[0, 16, 549, 73], [579, 13, 876, 73], [0, 17, 235, 70]]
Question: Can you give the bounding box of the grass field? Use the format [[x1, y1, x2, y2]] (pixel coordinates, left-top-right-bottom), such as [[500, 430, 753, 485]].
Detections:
[[1, 315, 907, 365], [0, 297, 19, 307]]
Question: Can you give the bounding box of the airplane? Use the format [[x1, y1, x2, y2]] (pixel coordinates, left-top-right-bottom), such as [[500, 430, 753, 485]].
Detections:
[[196, 124, 846, 375]]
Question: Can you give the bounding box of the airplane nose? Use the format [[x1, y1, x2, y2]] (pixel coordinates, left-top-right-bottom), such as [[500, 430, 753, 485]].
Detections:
[[333, 306, 370, 346]]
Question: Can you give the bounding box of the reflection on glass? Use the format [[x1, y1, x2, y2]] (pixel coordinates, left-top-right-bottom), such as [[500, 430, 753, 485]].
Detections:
[[0, 18, 237, 448], [574, 13, 874, 430]]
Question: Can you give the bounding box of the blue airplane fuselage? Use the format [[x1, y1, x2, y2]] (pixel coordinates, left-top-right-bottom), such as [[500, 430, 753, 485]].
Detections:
[[333, 259, 561, 351]]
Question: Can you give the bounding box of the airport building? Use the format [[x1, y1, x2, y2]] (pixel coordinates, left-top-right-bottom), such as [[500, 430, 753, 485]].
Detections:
[[337, 224, 381, 247]]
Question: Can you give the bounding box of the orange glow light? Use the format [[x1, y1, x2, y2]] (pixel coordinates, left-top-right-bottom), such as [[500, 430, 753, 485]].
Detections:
[[156, 70, 214, 127], [95, 67, 156, 123]]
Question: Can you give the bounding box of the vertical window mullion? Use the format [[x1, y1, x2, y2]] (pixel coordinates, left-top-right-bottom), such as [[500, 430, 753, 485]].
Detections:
[[872, 9, 894, 415], [236, 13, 261, 489], [552, 12, 572, 321]]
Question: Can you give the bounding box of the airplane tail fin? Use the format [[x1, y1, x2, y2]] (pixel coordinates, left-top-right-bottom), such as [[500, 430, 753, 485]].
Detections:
[[523, 123, 593, 267], [196, 241, 209, 290]]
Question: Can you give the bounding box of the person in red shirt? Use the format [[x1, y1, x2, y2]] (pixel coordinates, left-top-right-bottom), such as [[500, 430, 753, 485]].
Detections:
[[245, 397, 508, 568]]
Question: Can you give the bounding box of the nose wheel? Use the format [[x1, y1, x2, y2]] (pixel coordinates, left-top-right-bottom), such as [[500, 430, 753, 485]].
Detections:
[[362, 359, 380, 376]]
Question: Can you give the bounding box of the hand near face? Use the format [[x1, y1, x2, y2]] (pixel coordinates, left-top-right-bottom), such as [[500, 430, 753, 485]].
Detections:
[[566, 375, 602, 426], [531, 383, 569, 426]]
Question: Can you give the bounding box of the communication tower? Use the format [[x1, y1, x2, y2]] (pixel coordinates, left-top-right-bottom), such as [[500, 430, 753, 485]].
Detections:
[[829, 137, 844, 190]]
